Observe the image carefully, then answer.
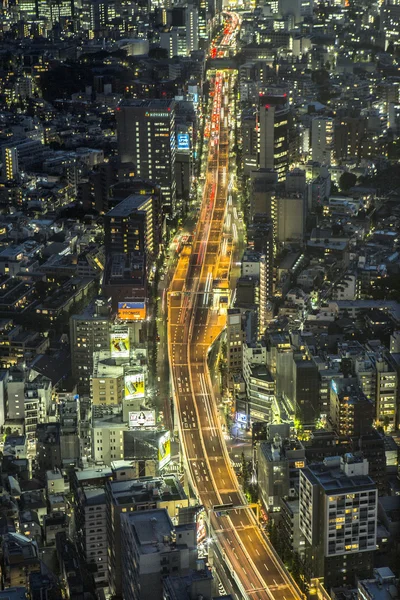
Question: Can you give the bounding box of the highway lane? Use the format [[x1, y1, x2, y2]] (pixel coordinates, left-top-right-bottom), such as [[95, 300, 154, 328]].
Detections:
[[168, 14, 303, 600]]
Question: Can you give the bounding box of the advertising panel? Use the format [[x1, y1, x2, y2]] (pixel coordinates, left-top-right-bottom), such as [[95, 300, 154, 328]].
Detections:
[[118, 301, 146, 321], [129, 410, 156, 428], [177, 133, 190, 150], [110, 327, 130, 357], [125, 373, 145, 399], [197, 512, 206, 544], [158, 431, 171, 470]]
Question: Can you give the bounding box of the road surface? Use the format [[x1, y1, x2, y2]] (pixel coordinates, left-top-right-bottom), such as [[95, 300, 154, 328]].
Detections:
[[168, 14, 303, 600]]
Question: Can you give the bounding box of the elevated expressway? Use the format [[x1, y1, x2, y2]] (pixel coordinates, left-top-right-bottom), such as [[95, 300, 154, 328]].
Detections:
[[167, 16, 303, 600]]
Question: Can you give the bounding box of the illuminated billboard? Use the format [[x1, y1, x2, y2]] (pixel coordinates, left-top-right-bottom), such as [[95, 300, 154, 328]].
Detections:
[[177, 133, 190, 150], [158, 431, 171, 470], [118, 301, 146, 322], [197, 512, 206, 544], [110, 327, 130, 357], [125, 373, 145, 399], [129, 410, 156, 428]]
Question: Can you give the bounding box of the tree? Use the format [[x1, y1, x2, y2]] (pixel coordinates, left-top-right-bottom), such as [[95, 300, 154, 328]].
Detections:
[[339, 171, 357, 191]]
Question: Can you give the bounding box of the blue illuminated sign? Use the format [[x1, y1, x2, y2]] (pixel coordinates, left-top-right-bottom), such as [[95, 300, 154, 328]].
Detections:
[[177, 133, 190, 150]]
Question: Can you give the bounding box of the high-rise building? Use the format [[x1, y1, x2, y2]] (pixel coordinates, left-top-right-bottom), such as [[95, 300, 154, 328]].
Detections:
[[226, 308, 245, 386], [121, 509, 197, 600], [374, 355, 397, 431], [116, 100, 177, 216], [241, 111, 258, 174], [258, 94, 290, 181], [299, 454, 377, 589], [107, 479, 189, 597], [311, 117, 335, 165], [248, 169, 277, 222], [330, 378, 374, 437], [69, 298, 111, 394], [259, 251, 274, 336], [104, 194, 156, 267], [3, 146, 19, 181], [74, 486, 108, 589], [257, 435, 305, 514], [293, 357, 319, 425], [276, 193, 305, 244], [185, 5, 199, 53]]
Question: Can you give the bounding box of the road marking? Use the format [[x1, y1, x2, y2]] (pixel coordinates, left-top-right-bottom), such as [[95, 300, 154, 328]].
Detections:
[[263, 563, 269, 571], [256, 548, 260, 556], [247, 535, 252, 542], [274, 579, 278, 586]]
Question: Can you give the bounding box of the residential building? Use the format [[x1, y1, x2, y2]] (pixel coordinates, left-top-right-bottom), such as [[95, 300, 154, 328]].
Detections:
[[330, 378, 374, 437], [74, 486, 108, 588], [226, 309, 245, 389], [257, 435, 305, 513], [108, 479, 189, 596], [293, 358, 319, 426], [0, 534, 40, 589], [121, 509, 196, 600], [104, 194, 156, 268], [311, 117, 334, 165], [299, 454, 377, 589], [69, 298, 111, 395]]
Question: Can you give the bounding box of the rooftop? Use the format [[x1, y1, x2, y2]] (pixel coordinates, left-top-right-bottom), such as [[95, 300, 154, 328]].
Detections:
[[123, 508, 175, 554], [105, 194, 151, 218]]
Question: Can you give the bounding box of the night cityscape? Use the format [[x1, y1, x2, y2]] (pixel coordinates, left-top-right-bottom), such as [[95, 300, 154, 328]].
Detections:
[[0, 0, 399, 599]]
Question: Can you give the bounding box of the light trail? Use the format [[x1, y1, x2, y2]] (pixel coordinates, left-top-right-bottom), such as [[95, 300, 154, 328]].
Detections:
[[167, 11, 304, 600]]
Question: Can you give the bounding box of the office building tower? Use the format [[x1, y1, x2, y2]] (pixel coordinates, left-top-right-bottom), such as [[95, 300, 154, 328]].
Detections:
[[330, 378, 374, 437], [380, 0, 400, 43], [160, 27, 178, 58], [257, 435, 305, 514], [104, 194, 155, 266], [185, 5, 199, 53], [276, 193, 305, 244], [69, 298, 111, 394], [116, 100, 177, 215], [241, 111, 258, 174], [285, 169, 306, 194], [259, 250, 274, 336], [3, 146, 19, 181], [36, 423, 62, 472], [293, 357, 319, 425], [197, 0, 208, 48], [259, 94, 290, 181], [1, 139, 43, 180], [374, 355, 397, 431], [278, 0, 302, 23], [299, 454, 377, 589], [227, 308, 245, 383], [74, 486, 108, 588], [249, 169, 278, 222], [243, 363, 275, 423], [81, 0, 116, 35], [311, 117, 334, 165]]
